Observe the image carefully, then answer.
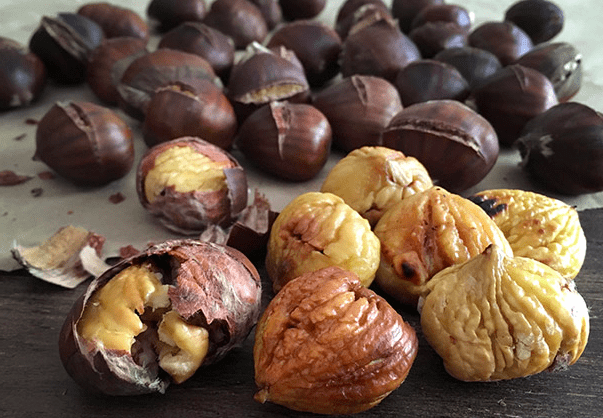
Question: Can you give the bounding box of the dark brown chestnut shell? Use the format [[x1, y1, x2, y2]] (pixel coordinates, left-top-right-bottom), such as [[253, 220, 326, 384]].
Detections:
[[147, 0, 207, 31], [468, 21, 533, 66], [504, 0, 564, 45], [77, 3, 149, 40], [58, 239, 262, 396], [203, 0, 268, 49]]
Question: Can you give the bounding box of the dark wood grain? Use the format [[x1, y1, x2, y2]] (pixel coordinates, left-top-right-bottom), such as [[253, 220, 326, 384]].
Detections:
[[1, 208, 602, 418]]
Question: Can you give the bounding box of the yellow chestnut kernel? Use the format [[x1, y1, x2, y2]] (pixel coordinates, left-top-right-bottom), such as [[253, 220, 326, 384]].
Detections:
[[144, 145, 230, 203]]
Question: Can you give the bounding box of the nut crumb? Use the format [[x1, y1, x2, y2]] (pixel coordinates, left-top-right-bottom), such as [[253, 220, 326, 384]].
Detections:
[[38, 171, 55, 180], [109, 192, 126, 204], [25, 118, 39, 125], [0, 170, 32, 186], [13, 133, 27, 141], [31, 187, 43, 197]]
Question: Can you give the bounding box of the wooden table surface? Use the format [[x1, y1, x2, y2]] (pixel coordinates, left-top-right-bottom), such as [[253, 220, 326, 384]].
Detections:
[[1, 208, 601, 418]]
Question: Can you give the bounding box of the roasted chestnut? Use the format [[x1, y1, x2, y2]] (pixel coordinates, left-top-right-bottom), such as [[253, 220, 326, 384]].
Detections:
[[34, 101, 134, 186], [516, 102, 603, 195], [409, 4, 472, 32], [312, 74, 402, 152], [203, 0, 268, 50], [266, 20, 342, 87], [136, 137, 247, 234], [515, 42, 582, 102], [393, 59, 470, 106], [473, 64, 558, 147], [147, 0, 207, 31], [468, 21, 533, 66], [504, 0, 564, 44], [77, 2, 149, 40], [434, 46, 502, 89], [59, 239, 262, 395], [409, 21, 468, 58], [29, 13, 104, 84], [279, 0, 326, 20], [142, 81, 238, 150], [381, 100, 499, 192], [236, 101, 332, 181], [334, 0, 390, 39], [158, 22, 235, 81], [391, 0, 445, 33], [0, 37, 46, 110]]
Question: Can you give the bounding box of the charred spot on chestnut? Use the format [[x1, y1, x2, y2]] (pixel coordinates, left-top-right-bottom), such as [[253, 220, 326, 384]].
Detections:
[[59, 239, 262, 395]]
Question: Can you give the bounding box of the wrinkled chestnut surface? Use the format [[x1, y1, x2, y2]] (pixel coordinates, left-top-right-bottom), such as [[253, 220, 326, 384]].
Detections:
[[254, 266, 418, 414], [59, 239, 262, 395]]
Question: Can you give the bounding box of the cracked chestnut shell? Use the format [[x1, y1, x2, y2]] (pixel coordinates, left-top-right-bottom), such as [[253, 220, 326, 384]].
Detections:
[[335, 0, 390, 40], [136, 137, 247, 235], [254, 266, 418, 414], [59, 239, 262, 395], [34, 101, 134, 186]]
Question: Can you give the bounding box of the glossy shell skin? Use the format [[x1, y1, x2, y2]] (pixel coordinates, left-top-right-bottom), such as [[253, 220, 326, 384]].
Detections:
[[77, 2, 150, 40], [59, 239, 262, 395]]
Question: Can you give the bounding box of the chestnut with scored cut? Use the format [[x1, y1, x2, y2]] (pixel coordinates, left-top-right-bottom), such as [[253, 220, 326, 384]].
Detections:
[[468, 21, 533, 66], [59, 239, 262, 395], [203, 0, 268, 49], [335, 0, 390, 40], [77, 2, 149, 40]]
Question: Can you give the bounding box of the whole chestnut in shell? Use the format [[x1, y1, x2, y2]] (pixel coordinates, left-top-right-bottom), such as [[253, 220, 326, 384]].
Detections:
[[203, 0, 268, 49], [504, 0, 564, 44], [236, 101, 332, 181], [391, 0, 445, 33], [408, 21, 468, 58], [381, 100, 499, 193], [147, 0, 207, 31], [279, 0, 326, 20], [250, 0, 282, 29], [77, 2, 149, 40], [516, 102, 603, 195], [334, 0, 391, 40], [409, 4, 472, 32], [434, 46, 502, 89], [468, 21, 533, 66], [59, 239, 262, 395], [34, 101, 134, 186]]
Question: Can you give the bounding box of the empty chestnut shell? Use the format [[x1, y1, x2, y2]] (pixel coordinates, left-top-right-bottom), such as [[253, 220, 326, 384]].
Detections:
[[203, 0, 268, 49], [77, 2, 149, 40], [0, 37, 46, 110], [59, 239, 262, 395], [434, 46, 502, 89], [505, 0, 564, 44], [147, 0, 207, 31], [468, 21, 533, 66], [516, 102, 603, 195], [34, 101, 134, 186], [312, 74, 402, 152], [236, 101, 332, 181], [382, 100, 499, 192]]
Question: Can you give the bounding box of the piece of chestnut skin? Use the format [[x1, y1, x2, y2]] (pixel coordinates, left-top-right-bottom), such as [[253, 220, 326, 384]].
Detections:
[[409, 21, 468, 58], [250, 0, 282, 29], [382, 100, 499, 193], [86, 37, 148, 105], [236, 101, 332, 181], [59, 239, 262, 395], [335, 0, 390, 40], [515, 42, 582, 103], [409, 4, 472, 33], [142, 81, 238, 150], [505, 0, 564, 45], [158, 22, 235, 81], [340, 15, 421, 83], [312, 74, 402, 152], [147, 0, 207, 31], [34, 101, 134, 186], [0, 37, 46, 110], [203, 0, 268, 50], [434, 46, 502, 90], [116, 48, 221, 121], [279, 0, 326, 20], [516, 102, 603, 195], [77, 2, 149, 40], [394, 59, 470, 106], [137, 137, 248, 235], [29, 13, 104, 84], [472, 64, 559, 147], [391, 0, 445, 33], [266, 20, 342, 87], [468, 21, 533, 66]]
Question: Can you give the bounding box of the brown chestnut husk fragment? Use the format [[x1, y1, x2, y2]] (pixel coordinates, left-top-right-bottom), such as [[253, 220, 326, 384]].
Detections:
[[77, 2, 149, 40], [516, 102, 603, 195], [203, 0, 268, 50], [0, 37, 47, 110], [147, 0, 207, 31], [382, 100, 499, 192], [34, 101, 134, 186], [236, 101, 332, 181], [59, 239, 262, 395], [504, 0, 564, 45]]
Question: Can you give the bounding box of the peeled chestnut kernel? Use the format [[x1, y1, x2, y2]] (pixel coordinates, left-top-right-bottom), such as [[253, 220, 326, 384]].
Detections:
[[409, 21, 468, 58], [250, 0, 282, 29], [394, 59, 470, 106], [434, 46, 502, 89], [335, 0, 391, 40], [312, 74, 402, 152], [409, 4, 472, 32], [203, 0, 268, 50], [505, 0, 564, 45], [468, 21, 533, 66], [34, 101, 134, 186], [86, 37, 148, 105], [77, 2, 149, 40], [236, 101, 331, 181], [266, 20, 342, 87], [391, 0, 445, 33], [515, 42, 582, 103], [147, 0, 207, 31], [29, 13, 104, 84], [254, 266, 418, 414], [340, 14, 421, 82], [117, 48, 220, 120], [516, 102, 603, 195], [279, 0, 326, 20], [142, 81, 237, 150], [59, 239, 262, 395], [382, 100, 499, 193], [0, 37, 46, 110], [473, 64, 558, 147], [136, 137, 247, 235], [158, 23, 235, 81]]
